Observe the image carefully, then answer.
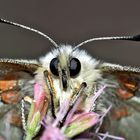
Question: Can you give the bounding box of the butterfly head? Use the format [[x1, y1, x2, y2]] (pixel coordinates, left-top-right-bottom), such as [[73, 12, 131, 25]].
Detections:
[[40, 45, 101, 101]]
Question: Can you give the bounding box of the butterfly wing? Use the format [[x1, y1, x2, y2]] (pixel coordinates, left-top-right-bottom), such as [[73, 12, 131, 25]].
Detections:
[[0, 59, 40, 140], [96, 63, 140, 140]]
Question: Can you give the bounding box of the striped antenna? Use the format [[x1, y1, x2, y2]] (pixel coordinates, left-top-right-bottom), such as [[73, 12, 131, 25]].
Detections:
[[0, 18, 58, 48], [74, 34, 140, 50]]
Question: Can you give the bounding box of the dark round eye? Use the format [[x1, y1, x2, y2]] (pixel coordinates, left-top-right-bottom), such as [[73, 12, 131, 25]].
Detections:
[[50, 58, 59, 76], [70, 58, 81, 77]]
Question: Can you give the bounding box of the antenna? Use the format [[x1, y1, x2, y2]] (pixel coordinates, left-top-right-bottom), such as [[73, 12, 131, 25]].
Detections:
[[74, 34, 140, 50], [0, 18, 58, 48]]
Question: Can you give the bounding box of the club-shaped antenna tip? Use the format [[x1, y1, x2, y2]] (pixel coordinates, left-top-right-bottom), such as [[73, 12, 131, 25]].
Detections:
[[132, 34, 140, 41]]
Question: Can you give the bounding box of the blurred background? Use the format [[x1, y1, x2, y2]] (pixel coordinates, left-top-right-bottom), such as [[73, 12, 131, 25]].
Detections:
[[0, 0, 140, 67]]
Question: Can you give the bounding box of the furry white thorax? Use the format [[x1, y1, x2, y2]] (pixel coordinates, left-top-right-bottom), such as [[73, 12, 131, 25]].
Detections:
[[39, 45, 101, 104]]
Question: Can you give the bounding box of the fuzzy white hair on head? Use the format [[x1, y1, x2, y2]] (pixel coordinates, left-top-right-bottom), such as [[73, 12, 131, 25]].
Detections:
[[39, 45, 101, 96]]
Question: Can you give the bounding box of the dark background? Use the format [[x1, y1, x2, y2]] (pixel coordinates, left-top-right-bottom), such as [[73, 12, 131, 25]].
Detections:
[[0, 0, 140, 67]]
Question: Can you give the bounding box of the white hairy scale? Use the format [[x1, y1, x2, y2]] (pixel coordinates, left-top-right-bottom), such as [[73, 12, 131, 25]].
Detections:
[[39, 45, 101, 105]]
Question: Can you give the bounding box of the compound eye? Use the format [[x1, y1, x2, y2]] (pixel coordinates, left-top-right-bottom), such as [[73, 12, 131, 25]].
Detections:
[[70, 58, 81, 77], [50, 58, 59, 76]]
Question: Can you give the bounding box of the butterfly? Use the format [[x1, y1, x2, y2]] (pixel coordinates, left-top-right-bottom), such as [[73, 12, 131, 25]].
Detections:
[[0, 18, 140, 140]]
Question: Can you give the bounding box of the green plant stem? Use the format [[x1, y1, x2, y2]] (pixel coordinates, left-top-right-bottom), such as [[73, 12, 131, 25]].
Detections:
[[25, 133, 33, 140]]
